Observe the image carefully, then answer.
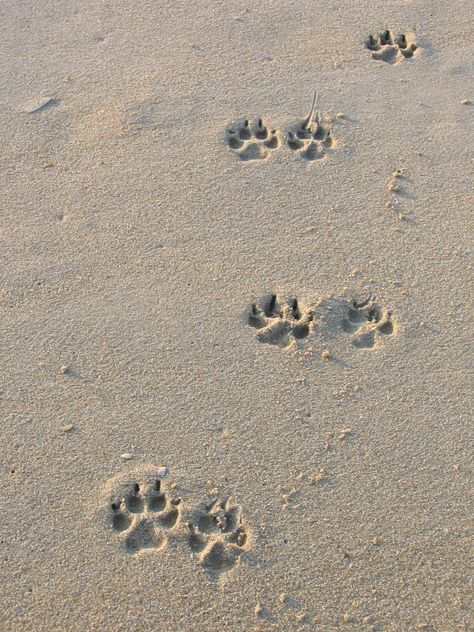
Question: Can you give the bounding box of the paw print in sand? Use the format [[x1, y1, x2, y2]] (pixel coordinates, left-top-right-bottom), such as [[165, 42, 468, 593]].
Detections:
[[287, 92, 334, 161], [365, 30, 418, 64], [226, 118, 279, 161], [186, 497, 249, 577], [108, 471, 182, 554], [341, 296, 395, 349], [248, 293, 314, 347]]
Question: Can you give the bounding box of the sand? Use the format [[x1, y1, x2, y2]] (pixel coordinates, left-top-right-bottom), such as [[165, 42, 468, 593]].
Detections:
[[1, 1, 473, 630]]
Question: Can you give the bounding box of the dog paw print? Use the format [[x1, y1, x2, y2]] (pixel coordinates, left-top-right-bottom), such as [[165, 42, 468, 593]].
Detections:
[[341, 296, 395, 349], [287, 121, 333, 161], [365, 30, 418, 64], [248, 293, 314, 347], [287, 92, 334, 161], [109, 477, 182, 554], [186, 498, 249, 577], [226, 119, 279, 161]]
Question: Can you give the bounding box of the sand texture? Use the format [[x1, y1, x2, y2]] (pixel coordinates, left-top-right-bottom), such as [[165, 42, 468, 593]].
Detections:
[[1, 1, 473, 630]]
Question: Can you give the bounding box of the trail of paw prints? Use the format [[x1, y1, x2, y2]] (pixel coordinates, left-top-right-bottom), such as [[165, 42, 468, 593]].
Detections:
[[287, 91, 334, 161], [341, 296, 395, 349], [226, 119, 279, 161], [186, 497, 249, 578], [365, 30, 418, 64], [248, 293, 314, 347], [109, 476, 182, 554]]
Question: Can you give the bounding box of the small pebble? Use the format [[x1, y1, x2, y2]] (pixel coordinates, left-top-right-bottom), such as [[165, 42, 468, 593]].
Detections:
[[61, 424, 74, 433], [338, 428, 352, 440], [461, 99, 472, 105], [120, 453, 133, 461], [310, 469, 326, 486], [387, 181, 399, 193], [309, 468, 326, 485], [336, 111, 345, 118], [321, 350, 331, 361], [279, 593, 287, 604], [255, 601, 263, 617], [60, 365, 70, 374], [157, 466, 169, 478]]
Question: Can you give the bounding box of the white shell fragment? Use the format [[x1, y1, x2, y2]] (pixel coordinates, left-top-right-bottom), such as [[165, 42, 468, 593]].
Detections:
[[157, 466, 169, 478], [120, 453, 133, 461]]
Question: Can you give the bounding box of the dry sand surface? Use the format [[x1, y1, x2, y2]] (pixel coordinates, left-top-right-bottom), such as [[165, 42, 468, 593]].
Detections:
[[1, 1, 473, 630]]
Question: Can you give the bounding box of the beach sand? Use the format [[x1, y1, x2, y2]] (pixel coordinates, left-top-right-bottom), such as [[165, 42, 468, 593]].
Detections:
[[1, 1, 473, 630]]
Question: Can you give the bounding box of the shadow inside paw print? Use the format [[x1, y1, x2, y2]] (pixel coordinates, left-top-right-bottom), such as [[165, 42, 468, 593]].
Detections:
[[186, 497, 249, 577], [226, 119, 279, 161], [341, 296, 395, 348], [248, 293, 314, 347], [365, 30, 418, 64], [109, 477, 182, 554], [287, 92, 334, 161]]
